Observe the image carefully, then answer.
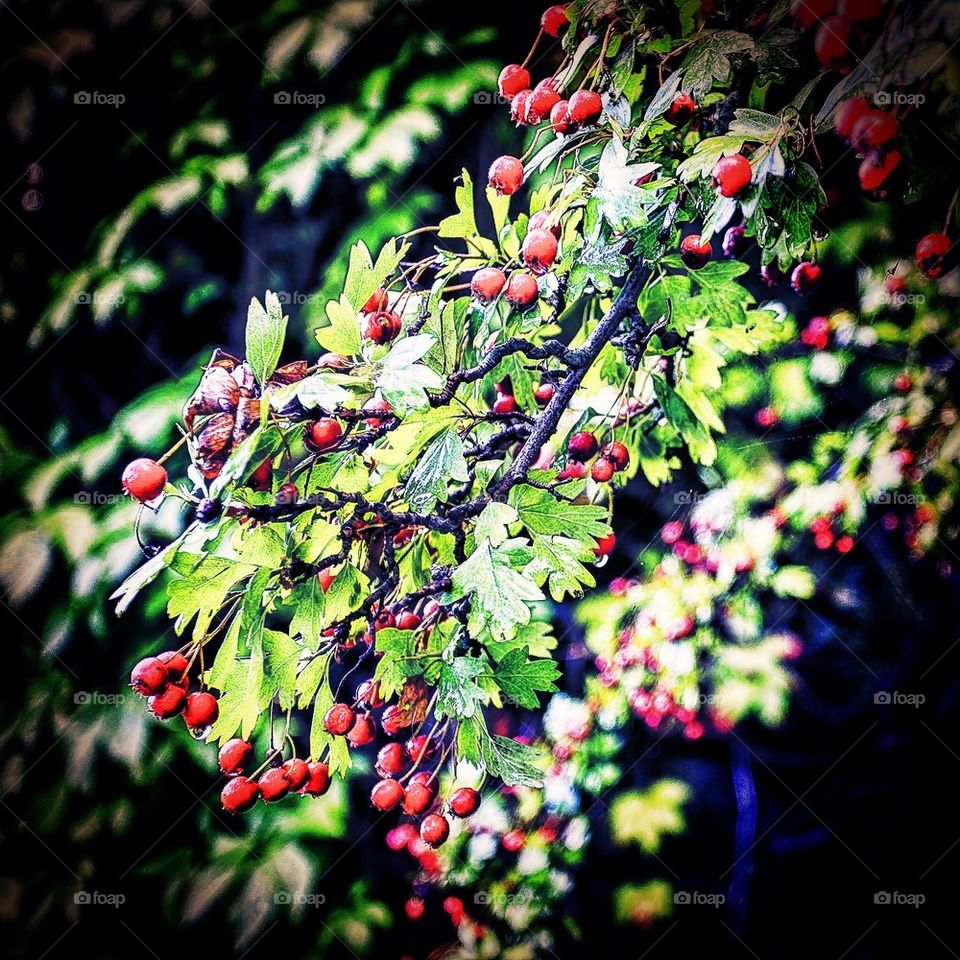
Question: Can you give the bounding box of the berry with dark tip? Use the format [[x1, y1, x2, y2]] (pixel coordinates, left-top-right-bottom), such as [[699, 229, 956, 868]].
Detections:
[[521, 228, 559, 274], [303, 761, 331, 796], [488, 156, 524, 195], [281, 758, 310, 790], [915, 233, 951, 278], [306, 418, 343, 453], [498, 64, 531, 100], [362, 309, 402, 344], [402, 781, 434, 815], [219, 738, 253, 776], [534, 382, 555, 405], [158, 650, 189, 682], [356, 679, 385, 708], [449, 787, 481, 817], [376, 742, 408, 778], [528, 79, 561, 122], [567, 431, 598, 461], [183, 691, 219, 729], [858, 150, 901, 196], [347, 714, 376, 747], [148, 684, 187, 720], [130, 657, 169, 696], [602, 441, 629, 471], [493, 393, 517, 414], [550, 100, 571, 134], [680, 234, 712, 269], [851, 110, 899, 151], [381, 704, 406, 736], [665, 92, 696, 125], [122, 458, 167, 503], [221, 776, 259, 814]]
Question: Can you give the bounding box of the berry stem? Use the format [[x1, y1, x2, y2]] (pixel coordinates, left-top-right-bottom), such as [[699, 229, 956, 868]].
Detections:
[[943, 190, 958, 235], [520, 28, 544, 70]]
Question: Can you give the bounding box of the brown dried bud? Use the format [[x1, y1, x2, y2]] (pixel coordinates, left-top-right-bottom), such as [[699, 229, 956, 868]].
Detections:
[[317, 352, 350, 370], [195, 411, 235, 467], [269, 360, 309, 386], [232, 397, 260, 446], [184, 365, 240, 430], [232, 362, 256, 396]]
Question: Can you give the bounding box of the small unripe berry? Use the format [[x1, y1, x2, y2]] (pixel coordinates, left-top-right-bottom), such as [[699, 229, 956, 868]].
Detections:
[[567, 431, 598, 461], [680, 234, 712, 269], [449, 787, 481, 817], [324, 703, 356, 736], [504, 272, 539, 308], [130, 656, 169, 696], [567, 89, 603, 126], [306, 418, 343, 452], [303, 761, 331, 796], [148, 683, 186, 720], [259, 767, 290, 803], [522, 228, 559, 274], [362, 309, 401, 344], [420, 813, 450, 846], [711, 154, 752, 198], [221, 776, 259, 814], [219, 738, 253, 776], [498, 64, 531, 100], [915, 233, 951, 278], [488, 155, 524, 195], [665, 92, 696, 125], [541, 4, 570, 36], [591, 458, 615, 482], [183, 691, 219, 729], [122, 458, 167, 502], [371, 778, 404, 811], [471, 267, 506, 302]]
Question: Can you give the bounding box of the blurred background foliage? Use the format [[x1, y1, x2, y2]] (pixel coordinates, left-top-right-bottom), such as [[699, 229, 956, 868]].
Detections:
[[2, 1, 959, 958]]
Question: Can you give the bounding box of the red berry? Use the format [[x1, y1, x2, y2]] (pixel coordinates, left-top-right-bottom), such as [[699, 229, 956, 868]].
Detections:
[[814, 16, 850, 67], [534, 382, 555, 405], [306, 418, 343, 452], [362, 309, 402, 344], [318, 569, 336, 592], [567, 431, 598, 461], [488, 155, 524, 195], [567, 89, 603, 126], [541, 4, 570, 36], [858, 149, 901, 195], [498, 64, 531, 100], [276, 482, 298, 505], [219, 738, 253, 776], [381, 704, 406, 736], [356, 679, 385, 708], [528, 79, 561, 122], [851, 110, 898, 151], [833, 96, 870, 140], [281, 758, 310, 790], [836, 534, 856, 553], [791, 261, 822, 294], [522, 228, 559, 275], [915, 233, 952, 278], [493, 394, 517, 414], [221, 776, 259, 814], [404, 896, 426, 921], [371, 778, 404, 811], [760, 262, 786, 286], [471, 267, 506, 302], [894, 372, 912, 393], [147, 684, 187, 720], [395, 610, 422, 631], [790, 0, 834, 27], [420, 813, 450, 846], [402, 781, 434, 815], [504, 271, 539, 308], [550, 100, 571, 134], [601, 441, 629, 471], [665, 92, 697, 125], [386, 823, 418, 850], [501, 828, 526, 852], [303, 761, 331, 796], [591, 458, 615, 482], [594, 532, 616, 557], [183, 691, 219, 729], [248, 458, 273, 491], [510, 89, 533, 125], [346, 714, 376, 747], [324, 703, 356, 736], [711, 154, 752, 198], [259, 767, 290, 802], [405, 734, 434, 762], [528, 210, 562, 239], [680, 234, 712, 269], [157, 650, 189, 682], [837, 0, 882, 20], [723, 225, 748, 258], [557, 460, 586, 480], [362, 288, 389, 313], [122, 458, 167, 503], [449, 787, 481, 817], [376, 742, 408, 778], [130, 656, 169, 696], [443, 896, 465, 924], [756, 406, 779, 427]]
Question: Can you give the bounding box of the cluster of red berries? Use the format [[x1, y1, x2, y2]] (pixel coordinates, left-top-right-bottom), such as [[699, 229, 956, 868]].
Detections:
[[810, 515, 855, 554], [360, 287, 402, 344], [833, 96, 902, 199], [790, 0, 884, 69], [218, 740, 332, 814], [800, 315, 832, 350], [129, 651, 219, 730], [557, 430, 630, 484]]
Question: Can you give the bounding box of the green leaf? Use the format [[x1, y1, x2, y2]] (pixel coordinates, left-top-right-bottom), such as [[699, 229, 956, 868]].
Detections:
[[771, 565, 816, 598], [439, 168, 478, 240], [289, 578, 326, 650], [377, 334, 444, 412], [474, 501, 518, 546], [527, 533, 598, 602], [451, 541, 544, 641], [245, 291, 287, 387], [457, 714, 544, 787], [292, 372, 352, 411], [405, 427, 469, 510], [166, 556, 255, 640], [435, 655, 493, 719], [493, 646, 560, 709], [262, 629, 300, 710], [510, 484, 610, 542], [317, 295, 363, 357], [682, 31, 754, 99]]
